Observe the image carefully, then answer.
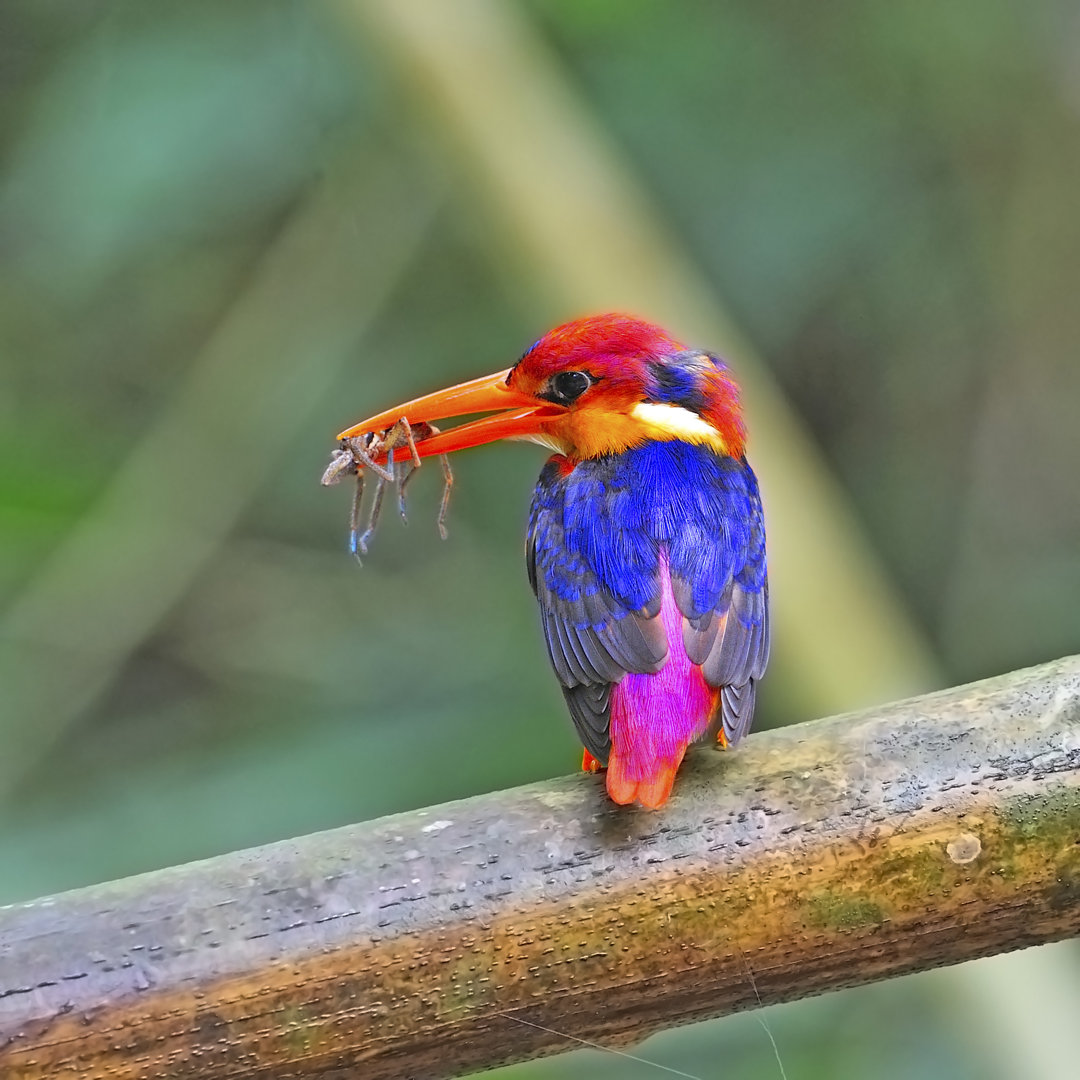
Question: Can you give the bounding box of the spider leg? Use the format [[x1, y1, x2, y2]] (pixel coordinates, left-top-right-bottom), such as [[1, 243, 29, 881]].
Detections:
[[436, 452, 454, 540], [398, 458, 421, 524], [347, 469, 366, 562], [357, 472, 387, 555], [381, 445, 410, 524], [400, 417, 424, 470]]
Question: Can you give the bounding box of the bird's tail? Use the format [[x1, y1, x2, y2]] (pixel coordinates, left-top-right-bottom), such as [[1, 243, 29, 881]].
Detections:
[[605, 746, 686, 809]]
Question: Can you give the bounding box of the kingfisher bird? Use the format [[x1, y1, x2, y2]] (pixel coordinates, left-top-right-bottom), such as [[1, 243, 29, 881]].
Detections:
[[336, 314, 769, 809]]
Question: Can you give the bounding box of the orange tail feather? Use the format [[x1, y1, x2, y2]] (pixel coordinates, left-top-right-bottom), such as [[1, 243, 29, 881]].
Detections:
[[605, 747, 685, 809]]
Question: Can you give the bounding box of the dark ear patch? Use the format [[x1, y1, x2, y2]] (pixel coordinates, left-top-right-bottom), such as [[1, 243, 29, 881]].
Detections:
[[647, 358, 709, 414]]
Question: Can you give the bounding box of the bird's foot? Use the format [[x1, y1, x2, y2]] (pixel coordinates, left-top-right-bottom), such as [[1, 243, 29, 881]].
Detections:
[[581, 749, 604, 773]]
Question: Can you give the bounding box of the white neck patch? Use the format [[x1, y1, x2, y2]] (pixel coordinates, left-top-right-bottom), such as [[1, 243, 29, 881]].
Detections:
[[630, 402, 722, 445]]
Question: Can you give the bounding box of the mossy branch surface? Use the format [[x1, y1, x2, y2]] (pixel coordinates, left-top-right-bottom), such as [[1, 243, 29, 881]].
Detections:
[[2, 657, 1079, 1079]]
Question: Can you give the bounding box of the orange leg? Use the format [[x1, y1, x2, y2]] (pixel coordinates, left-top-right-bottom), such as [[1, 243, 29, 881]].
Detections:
[[716, 728, 729, 749], [581, 748, 604, 773]]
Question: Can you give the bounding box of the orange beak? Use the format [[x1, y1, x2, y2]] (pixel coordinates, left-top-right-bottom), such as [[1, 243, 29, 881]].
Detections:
[[336, 369, 563, 459]]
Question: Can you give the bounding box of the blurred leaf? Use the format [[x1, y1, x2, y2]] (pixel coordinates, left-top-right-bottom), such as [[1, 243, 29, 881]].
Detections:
[[0, 2, 360, 303]]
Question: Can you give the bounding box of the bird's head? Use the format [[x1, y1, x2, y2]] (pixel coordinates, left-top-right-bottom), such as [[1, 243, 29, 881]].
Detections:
[[337, 313, 746, 463]]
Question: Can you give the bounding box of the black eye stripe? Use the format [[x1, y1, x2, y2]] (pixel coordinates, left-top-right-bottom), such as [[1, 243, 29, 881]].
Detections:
[[546, 370, 593, 404]]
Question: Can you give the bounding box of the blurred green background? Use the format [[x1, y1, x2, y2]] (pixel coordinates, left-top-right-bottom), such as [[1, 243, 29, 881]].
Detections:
[[1, 2, 1078, 1078]]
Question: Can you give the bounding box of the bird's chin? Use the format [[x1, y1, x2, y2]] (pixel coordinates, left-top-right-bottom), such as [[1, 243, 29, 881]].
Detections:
[[509, 432, 567, 454]]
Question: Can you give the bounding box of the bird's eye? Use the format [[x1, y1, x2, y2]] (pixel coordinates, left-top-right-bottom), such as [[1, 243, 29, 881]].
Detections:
[[549, 370, 593, 404]]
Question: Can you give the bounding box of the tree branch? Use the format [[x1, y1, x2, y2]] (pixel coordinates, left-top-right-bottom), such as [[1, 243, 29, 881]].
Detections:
[[2, 656, 1079, 1079]]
